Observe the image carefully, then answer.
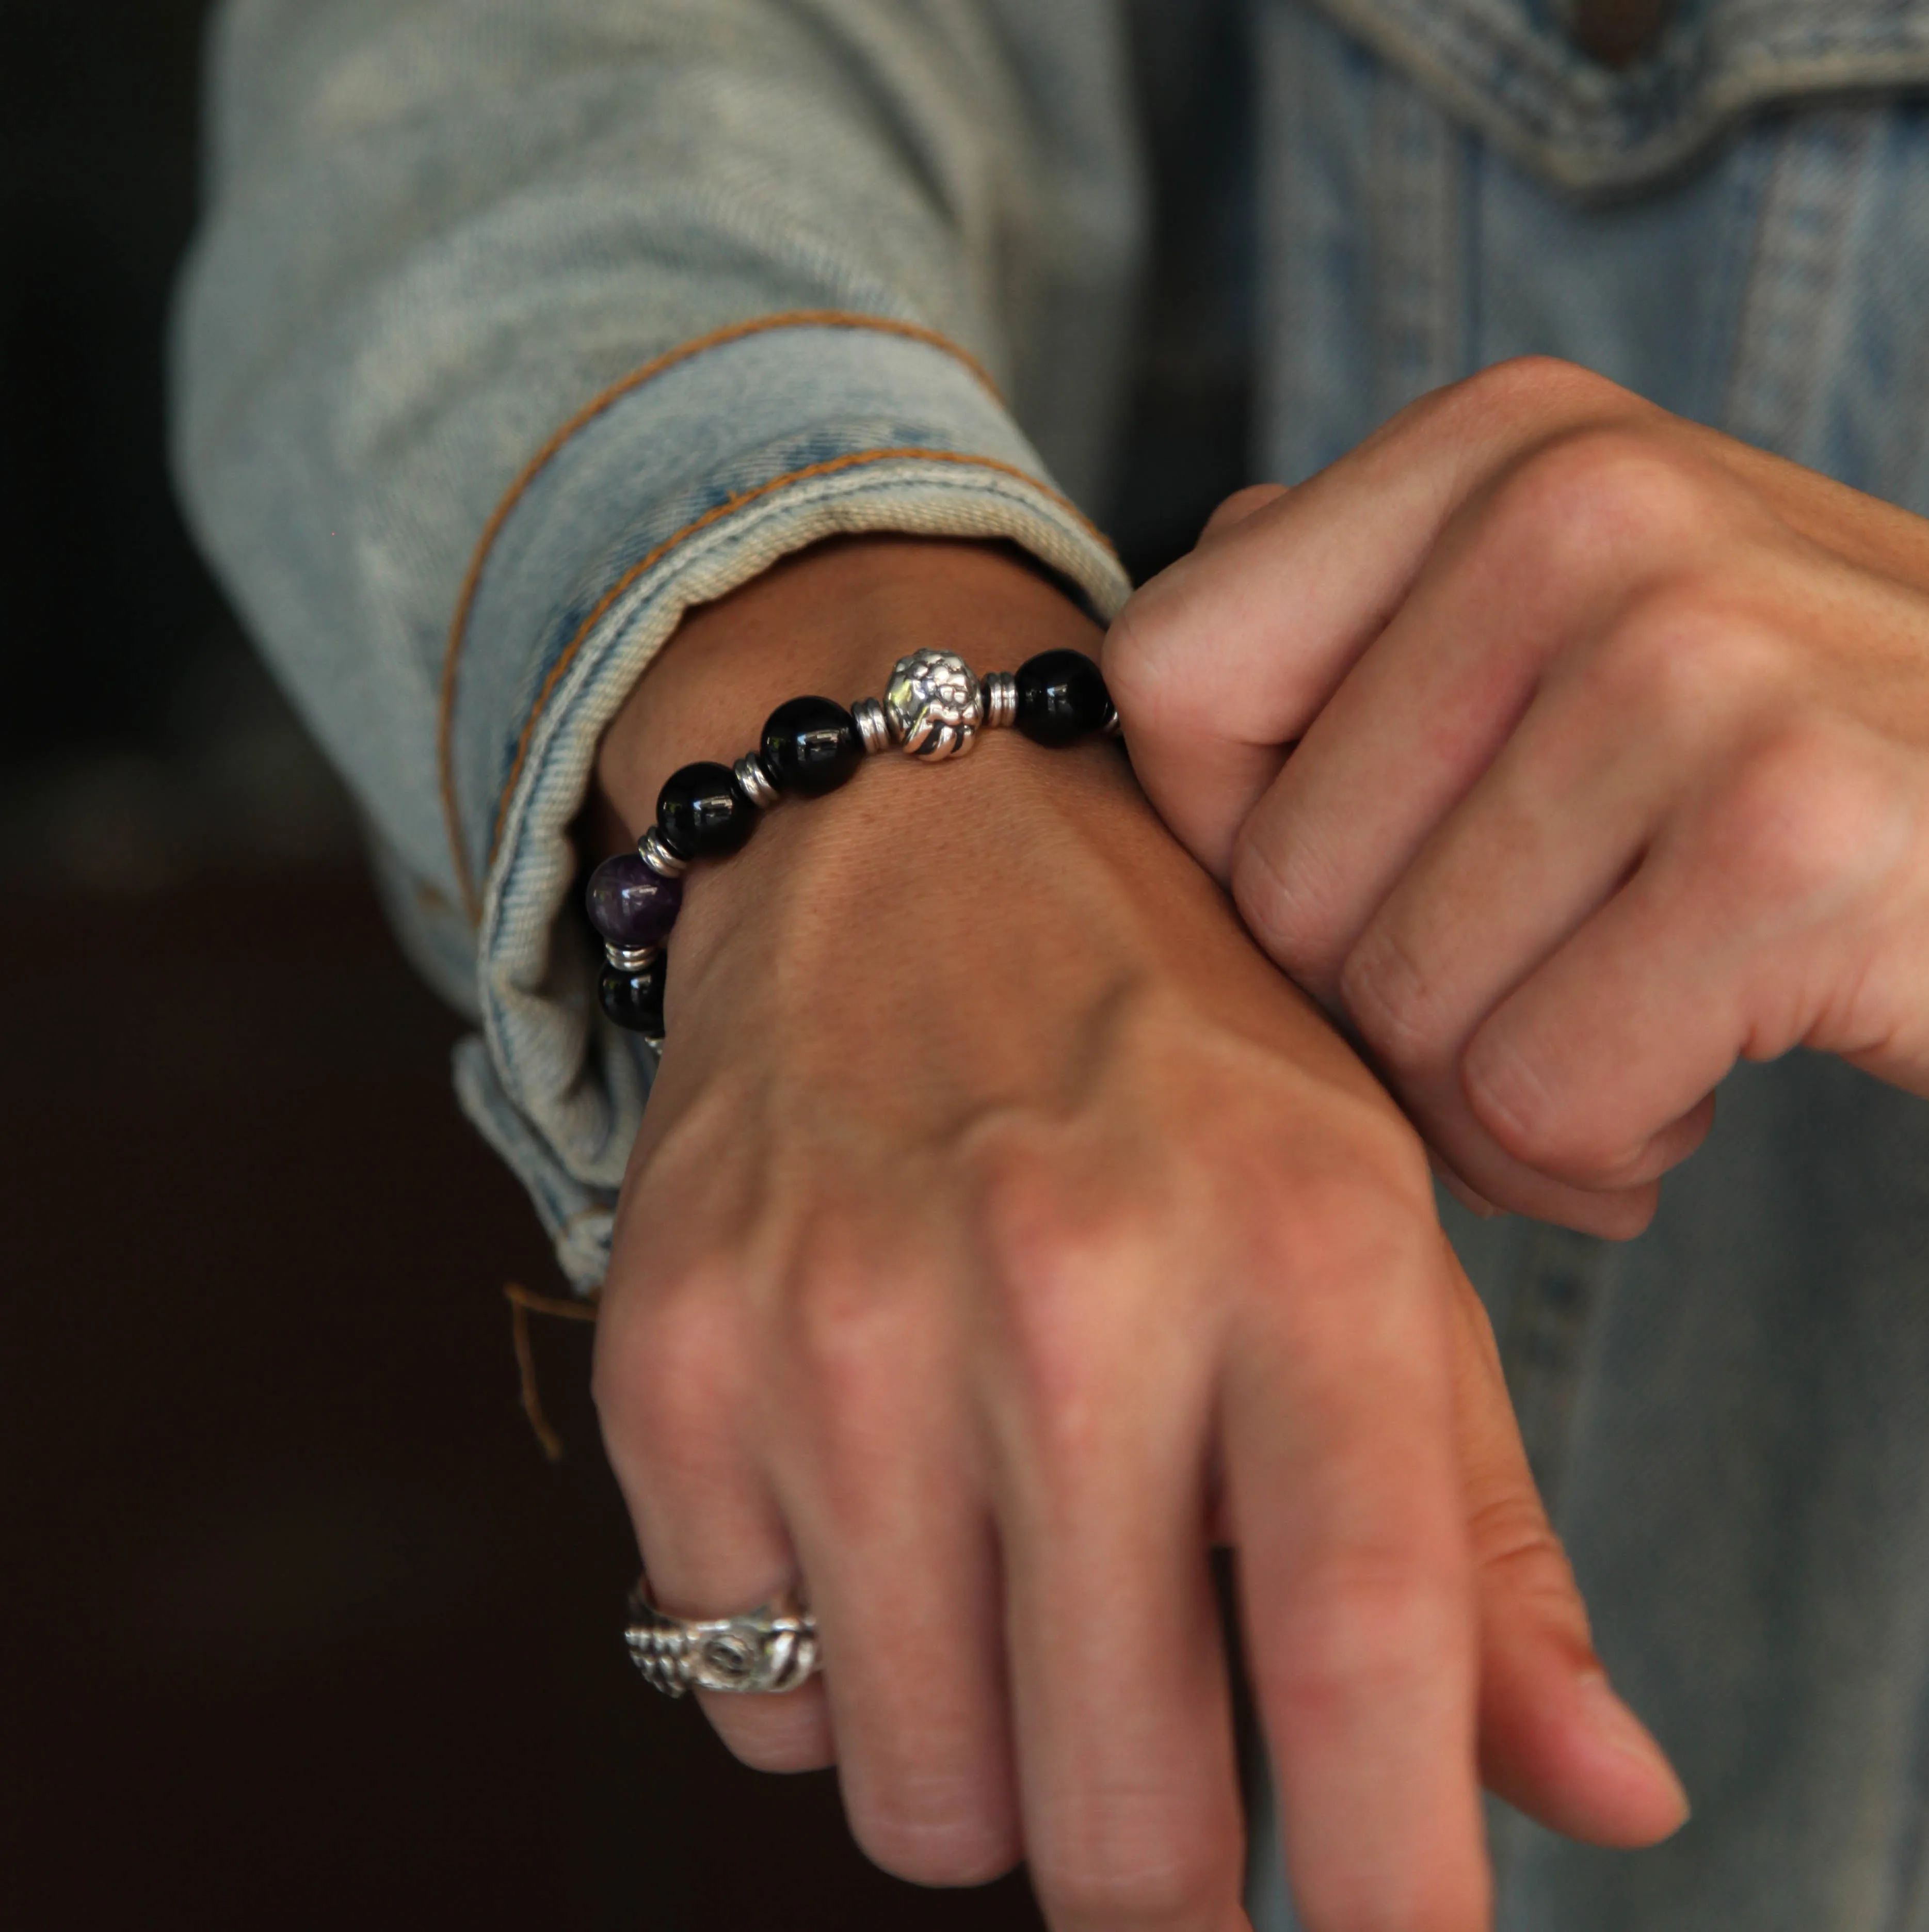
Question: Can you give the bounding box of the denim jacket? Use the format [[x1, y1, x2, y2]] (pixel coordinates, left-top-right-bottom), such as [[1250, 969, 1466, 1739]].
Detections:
[[174, 2, 1929, 1925]]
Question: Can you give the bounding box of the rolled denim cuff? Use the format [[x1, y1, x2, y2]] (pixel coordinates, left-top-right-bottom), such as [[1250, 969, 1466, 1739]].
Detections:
[[441, 317, 1130, 1288]]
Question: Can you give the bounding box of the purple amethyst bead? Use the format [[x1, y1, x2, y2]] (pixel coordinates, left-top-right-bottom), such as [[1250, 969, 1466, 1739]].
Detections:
[[585, 852, 683, 949]]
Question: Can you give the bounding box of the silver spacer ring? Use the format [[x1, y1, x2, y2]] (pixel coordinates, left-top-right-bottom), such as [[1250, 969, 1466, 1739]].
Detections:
[[1102, 701, 1123, 739], [624, 1576, 819, 1698], [605, 943, 662, 973], [637, 827, 689, 880], [733, 752, 780, 808], [851, 695, 892, 756], [982, 670, 1018, 728]]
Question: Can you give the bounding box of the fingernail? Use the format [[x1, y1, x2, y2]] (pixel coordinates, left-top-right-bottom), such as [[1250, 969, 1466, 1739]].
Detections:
[[1577, 1671, 1691, 1821]]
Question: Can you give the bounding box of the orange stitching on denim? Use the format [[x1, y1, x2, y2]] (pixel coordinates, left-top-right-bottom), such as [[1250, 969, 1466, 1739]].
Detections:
[[437, 311, 1006, 918], [505, 1281, 599, 1463], [484, 445, 1117, 869]]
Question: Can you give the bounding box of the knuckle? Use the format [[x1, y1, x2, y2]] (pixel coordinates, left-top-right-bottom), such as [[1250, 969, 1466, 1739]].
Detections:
[[1267, 1549, 1467, 1726], [1459, 1027, 1590, 1175], [783, 1223, 908, 1400], [1270, 1169, 1437, 1304], [1480, 1108, 1634, 1192], [1524, 1116, 1693, 1194], [1465, 1486, 1564, 1584], [1455, 353, 1625, 426], [1393, 354, 1609, 451], [1230, 1114, 1438, 1319], [847, 1776, 1020, 1888], [976, 1138, 1109, 1311], [1585, 576, 1787, 735], [1466, 1492, 1589, 1635], [1340, 922, 1455, 1079], [591, 1267, 744, 1473], [779, 1217, 966, 1516], [1295, 1864, 1490, 1932], [1461, 1022, 1665, 1194], [978, 1163, 1123, 1429], [708, 1698, 837, 1776], [1700, 720, 1906, 912], [1484, 427, 1715, 590], [972, 1137, 1191, 1473], [1032, 1827, 1226, 1928], [1230, 814, 1348, 982]]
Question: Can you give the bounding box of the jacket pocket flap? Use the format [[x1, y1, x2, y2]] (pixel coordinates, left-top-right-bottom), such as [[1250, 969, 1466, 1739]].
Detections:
[[1311, 0, 1929, 191]]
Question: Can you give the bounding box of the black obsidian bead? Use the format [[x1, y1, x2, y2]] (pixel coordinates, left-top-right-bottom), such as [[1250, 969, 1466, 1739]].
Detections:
[[760, 696, 863, 796], [599, 952, 666, 1035], [656, 761, 755, 861], [1014, 649, 1112, 746]]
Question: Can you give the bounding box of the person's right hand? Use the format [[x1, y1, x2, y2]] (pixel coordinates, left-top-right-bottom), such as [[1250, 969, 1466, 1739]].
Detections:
[[590, 539, 1688, 1931]]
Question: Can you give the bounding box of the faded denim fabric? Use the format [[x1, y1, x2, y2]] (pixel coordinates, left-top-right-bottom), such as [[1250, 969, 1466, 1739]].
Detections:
[[173, 1, 1929, 1925], [173, 0, 1143, 1280], [1243, 7, 1929, 1929]]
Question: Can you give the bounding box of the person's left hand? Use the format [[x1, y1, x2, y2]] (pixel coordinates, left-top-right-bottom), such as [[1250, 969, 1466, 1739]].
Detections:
[[1104, 357, 1929, 1234]]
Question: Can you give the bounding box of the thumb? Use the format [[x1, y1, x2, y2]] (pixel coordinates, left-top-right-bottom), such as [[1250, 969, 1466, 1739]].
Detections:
[[1103, 484, 1301, 876], [1445, 1252, 1690, 1847]]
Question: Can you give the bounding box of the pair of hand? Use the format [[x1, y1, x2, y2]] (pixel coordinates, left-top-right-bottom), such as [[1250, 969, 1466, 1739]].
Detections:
[[589, 358, 1929, 1930]]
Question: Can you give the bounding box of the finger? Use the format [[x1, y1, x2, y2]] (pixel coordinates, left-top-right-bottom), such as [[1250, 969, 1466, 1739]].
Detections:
[[1333, 643, 1662, 1082], [980, 1181, 1247, 1931], [1458, 745, 1863, 1185], [770, 1234, 1022, 1887], [1443, 1253, 1690, 1845], [1226, 1208, 1488, 1932], [593, 1272, 837, 1773], [1106, 484, 1295, 876], [1104, 360, 1657, 871], [1229, 431, 1756, 1003], [1326, 603, 1743, 1211]]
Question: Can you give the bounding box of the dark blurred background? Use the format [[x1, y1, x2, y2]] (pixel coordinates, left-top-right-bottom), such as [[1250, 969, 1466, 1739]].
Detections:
[[0, 4, 1052, 1923]]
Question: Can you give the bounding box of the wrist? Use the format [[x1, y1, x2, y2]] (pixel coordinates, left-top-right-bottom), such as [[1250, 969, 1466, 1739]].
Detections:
[[584, 534, 1392, 1133], [592, 537, 1101, 848]]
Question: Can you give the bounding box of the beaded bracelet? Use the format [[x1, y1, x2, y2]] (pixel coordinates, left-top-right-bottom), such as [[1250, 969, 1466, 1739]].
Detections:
[[584, 646, 1118, 1046]]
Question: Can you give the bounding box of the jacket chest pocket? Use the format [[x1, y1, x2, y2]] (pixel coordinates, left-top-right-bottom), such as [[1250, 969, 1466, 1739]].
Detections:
[[1301, 0, 1929, 192], [1261, 0, 1929, 509]]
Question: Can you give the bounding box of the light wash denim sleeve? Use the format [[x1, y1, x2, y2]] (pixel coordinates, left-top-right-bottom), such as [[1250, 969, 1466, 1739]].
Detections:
[[172, 0, 1142, 1284]]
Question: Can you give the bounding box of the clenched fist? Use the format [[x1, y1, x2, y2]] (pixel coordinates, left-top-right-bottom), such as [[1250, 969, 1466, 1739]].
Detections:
[[1108, 357, 1929, 1234]]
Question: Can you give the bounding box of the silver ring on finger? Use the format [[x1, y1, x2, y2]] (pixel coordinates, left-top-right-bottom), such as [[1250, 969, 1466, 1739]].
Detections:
[[623, 1574, 819, 1697]]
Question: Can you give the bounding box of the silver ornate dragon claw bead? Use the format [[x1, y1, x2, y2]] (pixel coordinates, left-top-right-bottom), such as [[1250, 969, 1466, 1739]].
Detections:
[[623, 1579, 819, 1698], [883, 648, 983, 760]]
